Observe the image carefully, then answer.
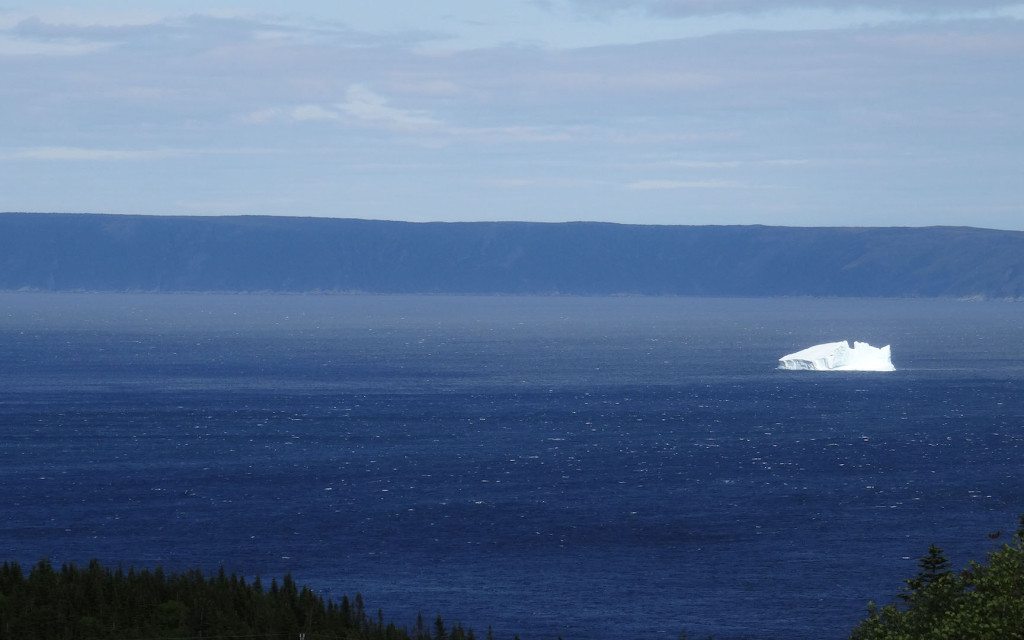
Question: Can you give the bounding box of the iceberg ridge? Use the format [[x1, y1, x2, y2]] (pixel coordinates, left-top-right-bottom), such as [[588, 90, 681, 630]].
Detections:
[[778, 340, 895, 372]]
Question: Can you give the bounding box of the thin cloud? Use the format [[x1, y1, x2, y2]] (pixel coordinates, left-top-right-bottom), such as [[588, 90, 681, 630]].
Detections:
[[0, 146, 267, 161], [1, 147, 178, 161], [338, 84, 443, 132], [668, 160, 743, 169], [569, 0, 1022, 17], [0, 34, 109, 56], [243, 86, 442, 132], [290, 105, 343, 122], [3, 13, 448, 55], [626, 179, 746, 190], [238, 108, 285, 125], [243, 85, 576, 142], [661, 158, 810, 169], [451, 125, 575, 143], [240, 105, 343, 124], [483, 177, 605, 188]]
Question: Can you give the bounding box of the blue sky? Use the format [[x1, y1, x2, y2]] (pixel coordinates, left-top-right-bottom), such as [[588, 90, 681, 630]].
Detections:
[[1, 1, 1022, 228]]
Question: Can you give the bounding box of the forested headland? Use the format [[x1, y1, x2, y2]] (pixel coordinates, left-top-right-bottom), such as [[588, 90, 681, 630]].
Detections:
[[3, 518, 1024, 640], [0, 560, 484, 640]]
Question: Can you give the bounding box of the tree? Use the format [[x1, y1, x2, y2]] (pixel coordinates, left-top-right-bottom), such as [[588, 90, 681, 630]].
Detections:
[[415, 611, 427, 639], [0, 559, 502, 640], [901, 544, 951, 600], [852, 517, 1024, 640]]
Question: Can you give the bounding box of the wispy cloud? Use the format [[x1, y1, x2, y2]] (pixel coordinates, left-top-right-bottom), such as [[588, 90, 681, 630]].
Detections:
[[453, 125, 575, 143], [0, 146, 267, 161], [338, 84, 443, 132], [243, 84, 577, 142], [567, 0, 1022, 17], [625, 179, 747, 190], [1, 147, 177, 161], [483, 177, 605, 188], [658, 158, 811, 169], [0, 33, 110, 56], [290, 104, 344, 122], [1, 13, 447, 58], [242, 85, 441, 132]]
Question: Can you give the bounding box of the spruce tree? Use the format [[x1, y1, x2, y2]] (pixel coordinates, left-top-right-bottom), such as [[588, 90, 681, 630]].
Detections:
[[902, 543, 952, 600]]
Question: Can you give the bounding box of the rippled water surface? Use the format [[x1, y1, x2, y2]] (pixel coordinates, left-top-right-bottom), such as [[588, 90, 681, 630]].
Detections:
[[1, 293, 1022, 639]]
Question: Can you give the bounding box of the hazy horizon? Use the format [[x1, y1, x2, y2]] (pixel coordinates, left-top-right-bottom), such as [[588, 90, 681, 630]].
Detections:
[[4, 210, 1024, 233]]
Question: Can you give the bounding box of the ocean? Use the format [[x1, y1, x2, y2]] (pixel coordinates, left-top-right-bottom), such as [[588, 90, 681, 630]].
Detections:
[[1, 293, 1021, 639]]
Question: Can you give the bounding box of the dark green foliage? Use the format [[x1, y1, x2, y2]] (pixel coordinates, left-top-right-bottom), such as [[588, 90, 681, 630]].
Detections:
[[0, 559, 481, 640], [898, 544, 952, 604], [851, 520, 1024, 639]]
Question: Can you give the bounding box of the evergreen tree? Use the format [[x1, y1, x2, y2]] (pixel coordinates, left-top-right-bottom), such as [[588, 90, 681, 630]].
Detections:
[[355, 591, 366, 625], [341, 594, 353, 626], [853, 518, 1024, 639], [0, 559, 517, 640], [901, 543, 951, 599], [415, 611, 427, 640]]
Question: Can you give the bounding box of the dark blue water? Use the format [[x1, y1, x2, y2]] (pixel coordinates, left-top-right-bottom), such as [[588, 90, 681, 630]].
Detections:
[[1, 293, 1022, 640]]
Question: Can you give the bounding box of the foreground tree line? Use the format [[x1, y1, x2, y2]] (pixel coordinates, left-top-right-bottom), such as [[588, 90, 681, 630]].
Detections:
[[2, 517, 1023, 640], [851, 516, 1024, 639], [0, 559, 490, 640]]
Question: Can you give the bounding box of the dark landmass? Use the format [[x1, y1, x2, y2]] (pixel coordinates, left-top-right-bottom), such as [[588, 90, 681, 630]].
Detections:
[[0, 559, 482, 640], [2, 212, 1023, 298]]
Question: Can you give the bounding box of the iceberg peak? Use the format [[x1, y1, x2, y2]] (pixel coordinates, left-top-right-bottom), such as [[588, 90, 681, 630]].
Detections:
[[778, 340, 895, 372]]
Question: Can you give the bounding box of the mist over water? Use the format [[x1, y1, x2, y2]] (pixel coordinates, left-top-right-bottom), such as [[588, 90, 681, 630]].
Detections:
[[1, 293, 1022, 639]]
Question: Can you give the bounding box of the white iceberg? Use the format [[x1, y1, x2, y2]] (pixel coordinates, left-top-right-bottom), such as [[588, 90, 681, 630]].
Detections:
[[778, 340, 895, 372]]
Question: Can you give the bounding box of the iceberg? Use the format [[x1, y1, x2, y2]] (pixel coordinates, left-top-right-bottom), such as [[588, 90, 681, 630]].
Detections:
[[778, 340, 895, 372]]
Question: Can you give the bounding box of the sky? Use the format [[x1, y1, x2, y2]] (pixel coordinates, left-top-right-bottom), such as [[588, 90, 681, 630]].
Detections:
[[1, 1, 1022, 228]]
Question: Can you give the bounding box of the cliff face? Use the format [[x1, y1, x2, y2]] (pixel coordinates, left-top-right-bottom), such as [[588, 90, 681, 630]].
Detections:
[[2, 212, 1023, 298]]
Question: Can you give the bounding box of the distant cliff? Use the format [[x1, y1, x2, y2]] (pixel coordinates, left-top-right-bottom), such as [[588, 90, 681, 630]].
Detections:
[[2, 212, 1023, 298]]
